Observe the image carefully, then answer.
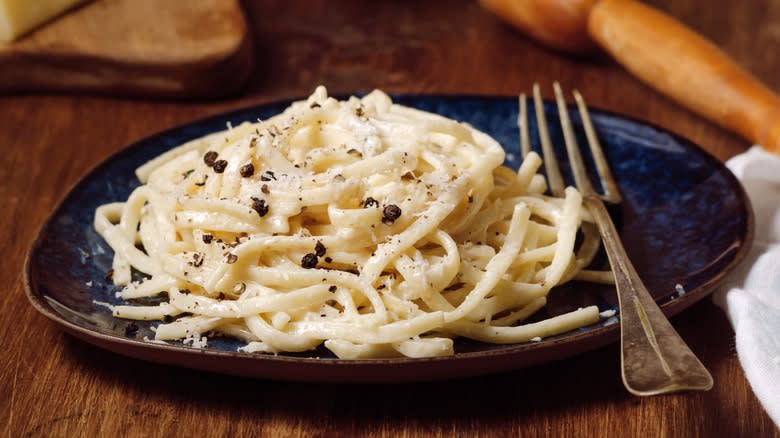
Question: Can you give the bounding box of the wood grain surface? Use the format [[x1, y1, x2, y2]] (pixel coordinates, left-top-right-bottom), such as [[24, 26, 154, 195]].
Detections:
[[2, 0, 779, 436], [0, 0, 252, 98]]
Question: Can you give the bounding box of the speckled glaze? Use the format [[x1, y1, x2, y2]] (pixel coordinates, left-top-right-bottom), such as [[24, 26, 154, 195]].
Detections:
[[24, 95, 753, 382]]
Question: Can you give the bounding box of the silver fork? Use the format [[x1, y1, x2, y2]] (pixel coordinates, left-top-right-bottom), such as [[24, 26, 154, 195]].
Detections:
[[519, 82, 714, 396]]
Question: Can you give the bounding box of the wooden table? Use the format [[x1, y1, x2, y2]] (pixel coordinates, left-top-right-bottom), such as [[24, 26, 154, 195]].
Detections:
[[3, 0, 779, 436]]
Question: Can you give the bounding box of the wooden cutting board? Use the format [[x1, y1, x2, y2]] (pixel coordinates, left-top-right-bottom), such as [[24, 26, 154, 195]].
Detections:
[[0, 0, 253, 99]]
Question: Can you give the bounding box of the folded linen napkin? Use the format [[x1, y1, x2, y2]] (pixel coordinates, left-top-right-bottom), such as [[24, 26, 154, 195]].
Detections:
[[714, 145, 780, 428]]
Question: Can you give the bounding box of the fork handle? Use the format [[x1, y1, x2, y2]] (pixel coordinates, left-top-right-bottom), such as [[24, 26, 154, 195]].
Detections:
[[585, 197, 714, 395], [588, 0, 780, 153]]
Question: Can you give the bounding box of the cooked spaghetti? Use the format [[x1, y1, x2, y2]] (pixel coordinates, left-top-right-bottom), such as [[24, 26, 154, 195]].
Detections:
[[94, 86, 607, 358]]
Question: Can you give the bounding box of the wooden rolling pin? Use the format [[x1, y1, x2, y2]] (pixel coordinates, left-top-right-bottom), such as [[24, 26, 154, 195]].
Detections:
[[480, 0, 780, 154]]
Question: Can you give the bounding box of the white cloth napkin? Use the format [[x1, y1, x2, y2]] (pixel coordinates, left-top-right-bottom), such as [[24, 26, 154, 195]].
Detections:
[[714, 145, 780, 428]]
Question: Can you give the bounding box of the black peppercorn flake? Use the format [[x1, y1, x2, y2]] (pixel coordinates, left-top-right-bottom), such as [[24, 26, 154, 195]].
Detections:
[[232, 282, 246, 295], [382, 204, 402, 224], [217, 292, 226, 300], [377, 284, 387, 290], [261, 184, 269, 194], [259, 170, 277, 181], [124, 322, 139, 337], [324, 256, 333, 264], [314, 241, 326, 257], [239, 163, 255, 177], [301, 253, 318, 269], [347, 148, 363, 158], [182, 169, 195, 179], [163, 315, 175, 323], [190, 252, 204, 267], [180, 288, 191, 295], [226, 253, 238, 264], [213, 159, 228, 173], [328, 285, 337, 292], [363, 197, 379, 208], [202, 233, 214, 244], [203, 151, 218, 167], [251, 197, 269, 217], [310, 102, 321, 109]]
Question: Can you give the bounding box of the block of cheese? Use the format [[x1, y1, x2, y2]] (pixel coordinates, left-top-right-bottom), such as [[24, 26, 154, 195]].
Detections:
[[0, 0, 253, 98], [0, 0, 88, 42]]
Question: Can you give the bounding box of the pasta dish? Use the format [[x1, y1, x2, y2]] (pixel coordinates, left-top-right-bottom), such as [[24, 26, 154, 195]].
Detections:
[[94, 86, 610, 358]]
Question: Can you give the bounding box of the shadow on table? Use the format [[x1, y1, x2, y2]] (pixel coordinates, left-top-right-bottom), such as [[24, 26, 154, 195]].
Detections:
[[62, 299, 732, 432]]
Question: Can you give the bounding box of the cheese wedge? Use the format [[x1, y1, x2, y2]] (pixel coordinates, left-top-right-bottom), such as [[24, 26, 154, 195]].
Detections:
[[0, 0, 88, 42]]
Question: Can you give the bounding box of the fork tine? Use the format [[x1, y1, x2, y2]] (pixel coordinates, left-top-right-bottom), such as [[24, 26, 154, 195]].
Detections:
[[533, 83, 565, 197], [553, 82, 594, 197], [573, 90, 622, 204], [518, 94, 531, 159]]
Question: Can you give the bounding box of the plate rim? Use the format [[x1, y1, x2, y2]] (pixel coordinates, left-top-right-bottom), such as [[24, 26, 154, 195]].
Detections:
[[23, 93, 755, 382]]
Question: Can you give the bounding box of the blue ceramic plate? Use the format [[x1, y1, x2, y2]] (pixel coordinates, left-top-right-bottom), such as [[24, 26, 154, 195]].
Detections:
[[25, 95, 753, 382]]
